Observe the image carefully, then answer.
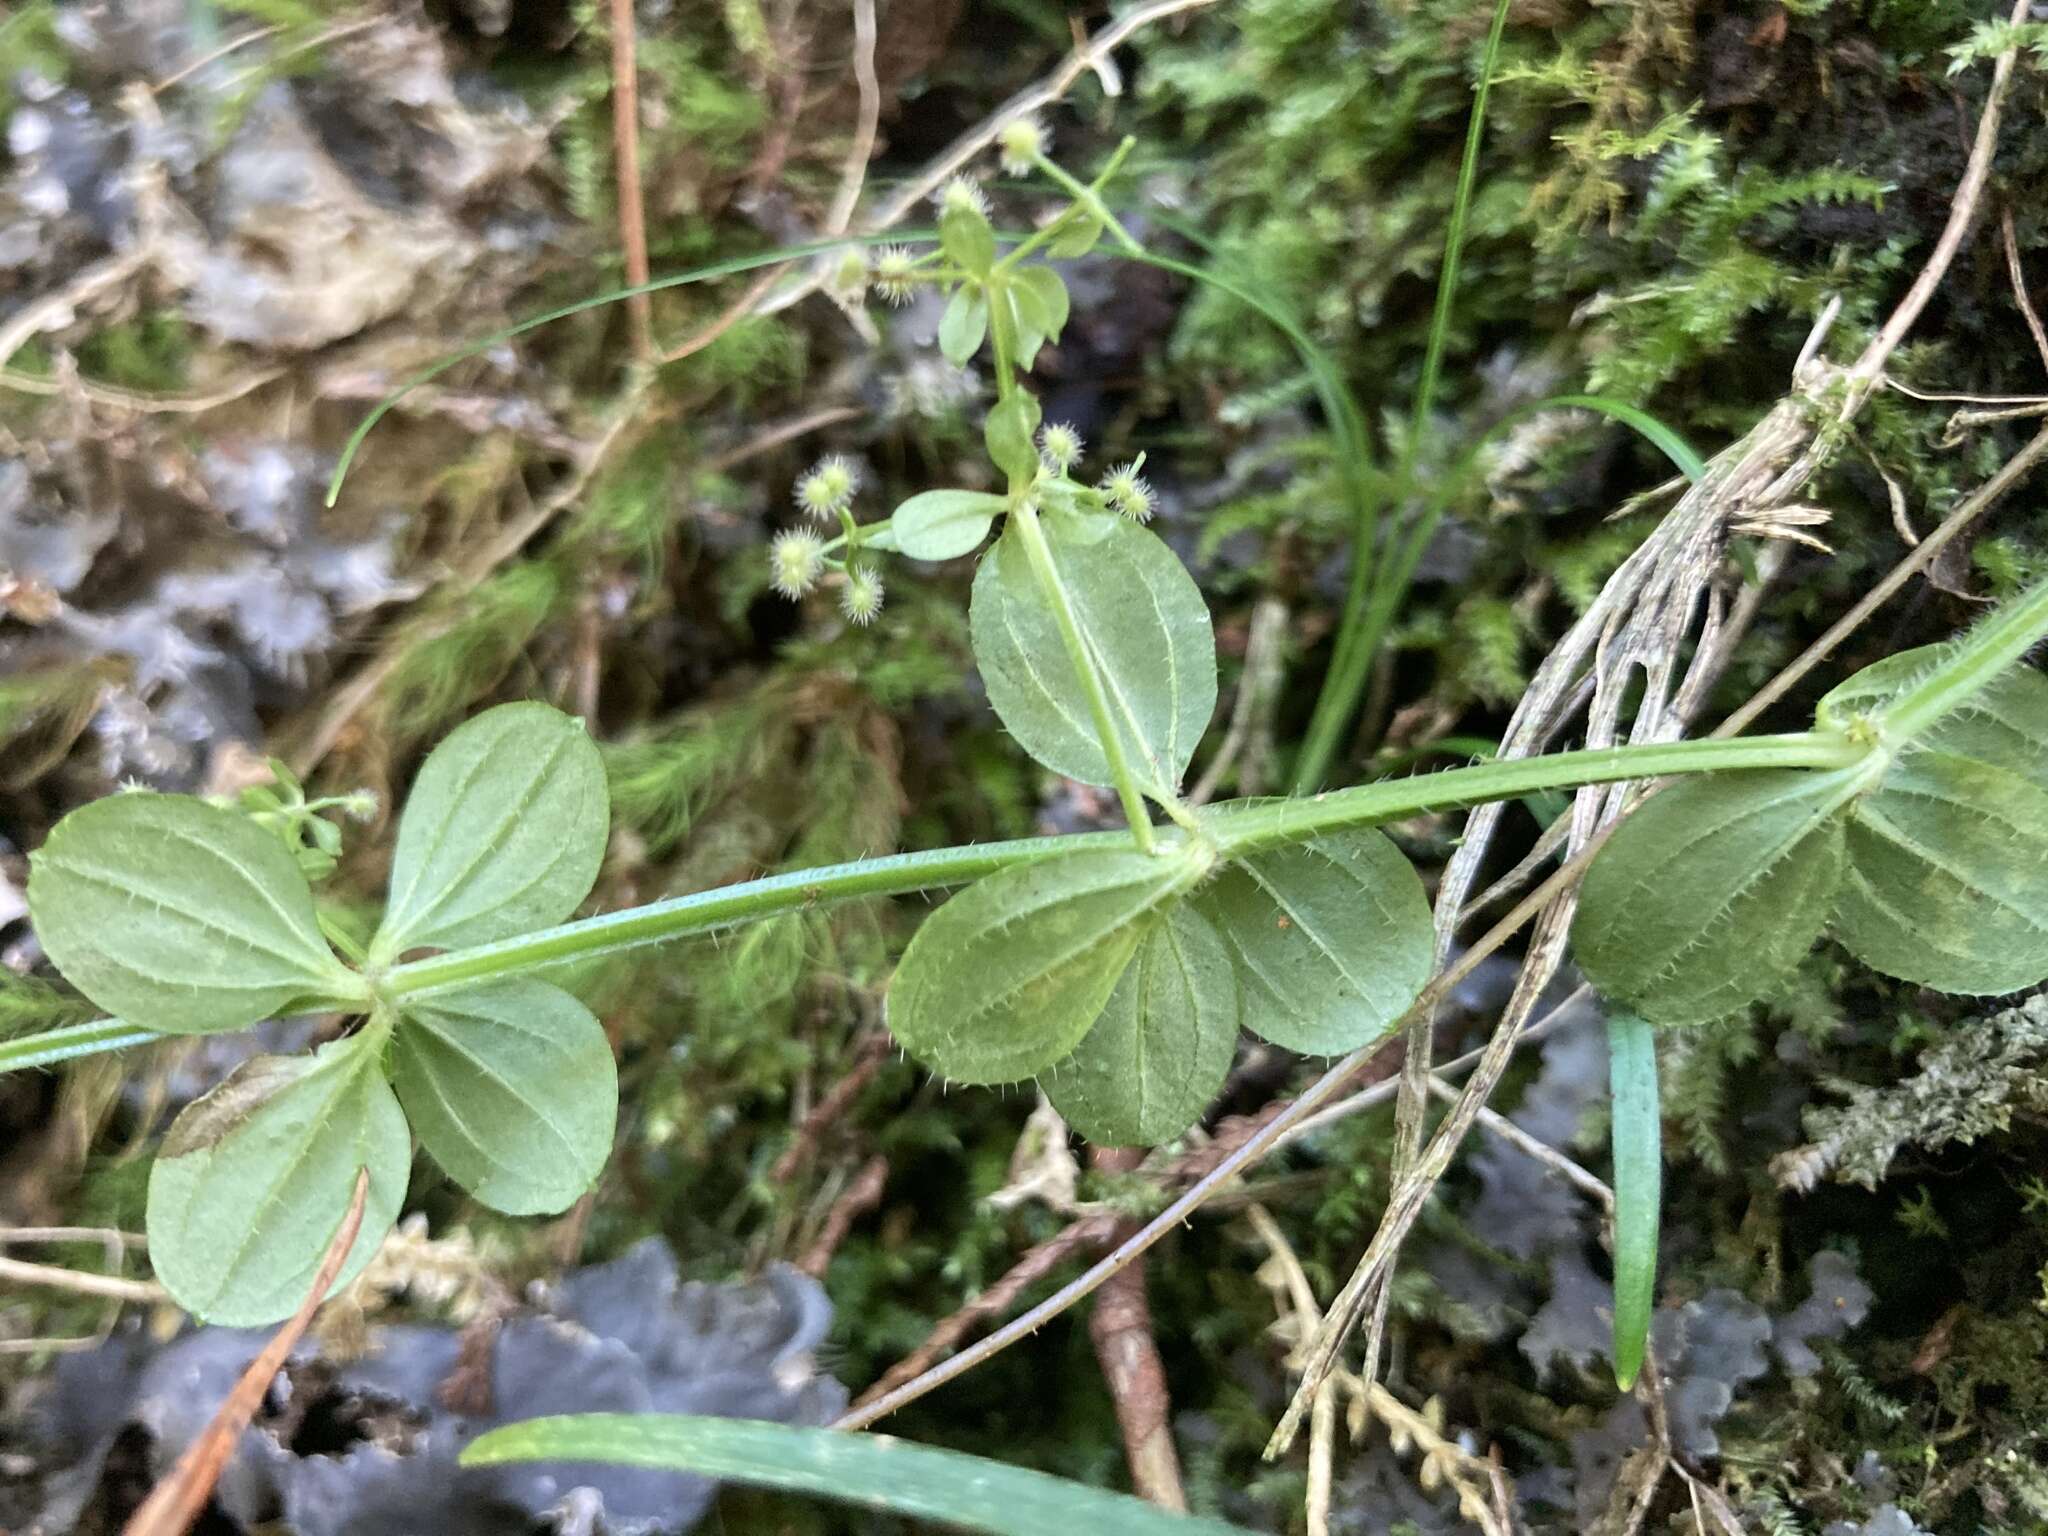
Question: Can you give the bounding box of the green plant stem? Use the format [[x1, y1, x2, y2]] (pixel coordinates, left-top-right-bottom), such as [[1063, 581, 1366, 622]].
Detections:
[[998, 138, 1139, 271], [1025, 147, 1143, 257], [385, 829, 1136, 999], [1290, 0, 1513, 794], [0, 1017, 161, 1073], [0, 724, 1941, 1072], [1203, 730, 1862, 855], [1005, 503, 1161, 852], [1883, 573, 2048, 743]]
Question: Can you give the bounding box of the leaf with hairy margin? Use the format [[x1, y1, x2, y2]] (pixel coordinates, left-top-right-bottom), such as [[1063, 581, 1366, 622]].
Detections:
[[969, 518, 1216, 793], [887, 844, 1210, 1085], [147, 1034, 409, 1324], [392, 978, 618, 1215], [1043, 902, 1238, 1146], [373, 702, 609, 961], [890, 490, 1006, 561], [1574, 770, 1860, 1027], [28, 792, 356, 1035], [1833, 751, 2048, 994], [1192, 828, 1431, 1055]]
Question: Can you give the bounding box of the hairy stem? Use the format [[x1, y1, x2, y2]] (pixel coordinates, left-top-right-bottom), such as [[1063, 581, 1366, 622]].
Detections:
[[1882, 573, 2048, 744]]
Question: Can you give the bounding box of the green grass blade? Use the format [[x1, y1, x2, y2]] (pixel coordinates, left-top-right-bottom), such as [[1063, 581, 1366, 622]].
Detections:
[[1540, 394, 1707, 482], [1607, 1010, 1662, 1391], [460, 1415, 1256, 1536], [325, 229, 941, 507], [1291, 0, 1513, 793]]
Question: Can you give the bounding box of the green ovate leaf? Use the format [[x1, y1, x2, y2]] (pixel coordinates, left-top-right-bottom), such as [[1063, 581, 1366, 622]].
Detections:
[[1011, 266, 1070, 344], [461, 1415, 1256, 1536], [1921, 669, 2048, 789], [28, 792, 356, 1035], [938, 287, 987, 365], [1047, 209, 1105, 259], [1043, 902, 1239, 1146], [1833, 752, 2048, 994], [148, 1034, 409, 1324], [887, 843, 1210, 1086], [984, 390, 1042, 483], [1574, 770, 1860, 1027], [969, 516, 1217, 793], [373, 702, 608, 961], [1191, 827, 1432, 1055], [889, 489, 1007, 561], [1607, 1011, 1660, 1392], [939, 202, 996, 277], [391, 979, 617, 1216]]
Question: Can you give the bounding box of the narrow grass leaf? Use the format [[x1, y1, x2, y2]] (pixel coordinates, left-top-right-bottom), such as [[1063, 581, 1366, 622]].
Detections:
[[1607, 1010, 1660, 1392], [28, 792, 354, 1035], [392, 979, 617, 1215], [374, 702, 609, 960], [460, 1415, 1256, 1536], [1044, 901, 1239, 1146], [1192, 828, 1431, 1055]]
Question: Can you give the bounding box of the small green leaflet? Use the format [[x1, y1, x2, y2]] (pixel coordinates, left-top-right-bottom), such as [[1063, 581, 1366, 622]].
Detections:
[[373, 702, 609, 961], [890, 489, 1007, 561], [27, 792, 359, 1035], [1047, 209, 1105, 259], [970, 516, 1217, 793], [1044, 902, 1239, 1146], [984, 391, 1042, 484], [1192, 828, 1432, 1055], [461, 1415, 1256, 1536], [1820, 644, 2048, 791], [1004, 268, 1070, 371], [939, 200, 996, 277], [1574, 770, 1858, 1027], [391, 979, 617, 1216], [1833, 752, 2048, 994], [147, 1033, 409, 1325], [887, 843, 1210, 1085], [1606, 1011, 1660, 1392], [939, 288, 988, 364]]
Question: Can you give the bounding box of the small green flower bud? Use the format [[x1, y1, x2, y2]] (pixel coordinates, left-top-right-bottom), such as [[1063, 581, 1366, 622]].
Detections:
[[1099, 458, 1155, 522], [1038, 422, 1084, 472], [769, 529, 827, 597], [997, 116, 1047, 176], [840, 564, 885, 625], [871, 246, 918, 306], [937, 175, 990, 219], [830, 246, 870, 297], [793, 453, 861, 520]]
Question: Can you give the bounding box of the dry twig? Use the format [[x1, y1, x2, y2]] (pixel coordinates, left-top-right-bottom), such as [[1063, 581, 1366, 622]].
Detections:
[[608, 0, 654, 362], [121, 1170, 370, 1536], [1086, 1146, 1186, 1510]]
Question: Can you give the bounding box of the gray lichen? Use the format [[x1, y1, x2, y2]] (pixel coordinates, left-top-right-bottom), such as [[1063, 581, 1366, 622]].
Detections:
[[1775, 996, 2048, 1192]]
